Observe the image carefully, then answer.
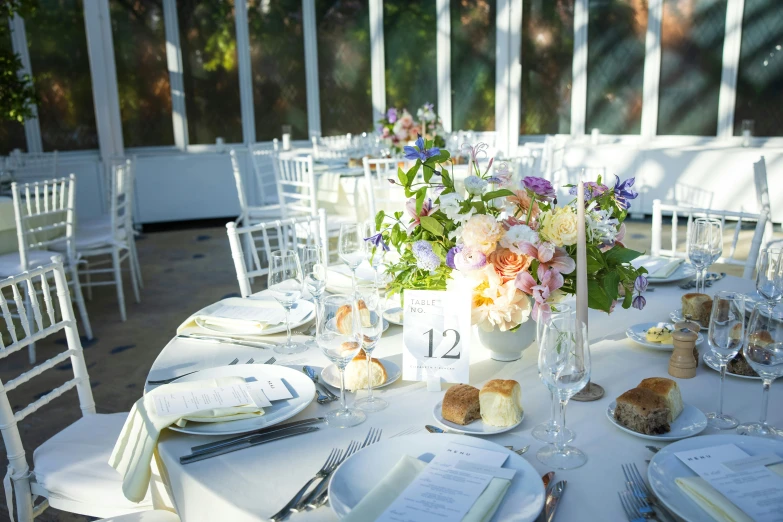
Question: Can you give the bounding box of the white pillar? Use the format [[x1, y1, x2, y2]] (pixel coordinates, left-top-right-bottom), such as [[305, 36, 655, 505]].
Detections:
[[436, 0, 452, 132], [494, 0, 522, 158], [570, 0, 588, 137], [369, 0, 386, 124], [717, 0, 745, 138], [163, 0, 188, 149], [235, 0, 256, 145], [8, 14, 42, 153], [303, 0, 322, 138], [641, 0, 663, 140]]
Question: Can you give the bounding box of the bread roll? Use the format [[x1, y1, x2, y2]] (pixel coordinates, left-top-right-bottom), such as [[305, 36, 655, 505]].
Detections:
[[335, 301, 371, 334], [614, 388, 671, 435], [343, 351, 387, 392], [681, 293, 712, 327], [637, 377, 683, 422], [442, 384, 481, 425], [479, 379, 523, 427]]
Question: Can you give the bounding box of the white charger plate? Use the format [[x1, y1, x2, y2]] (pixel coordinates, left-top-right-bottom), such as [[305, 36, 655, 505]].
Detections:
[[646, 262, 696, 284], [702, 352, 761, 380], [164, 365, 315, 435], [329, 433, 545, 521], [626, 322, 704, 350], [194, 297, 314, 336], [383, 307, 403, 326], [433, 401, 524, 435], [670, 309, 708, 331], [320, 358, 401, 391], [606, 401, 707, 441], [648, 434, 783, 522]]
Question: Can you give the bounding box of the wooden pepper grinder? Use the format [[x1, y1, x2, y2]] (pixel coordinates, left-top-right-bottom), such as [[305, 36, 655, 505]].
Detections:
[[669, 328, 699, 378], [676, 318, 701, 363]]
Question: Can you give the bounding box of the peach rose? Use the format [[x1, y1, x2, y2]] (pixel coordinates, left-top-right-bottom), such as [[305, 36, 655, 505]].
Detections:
[[462, 214, 505, 255], [488, 247, 532, 283], [506, 190, 540, 222]]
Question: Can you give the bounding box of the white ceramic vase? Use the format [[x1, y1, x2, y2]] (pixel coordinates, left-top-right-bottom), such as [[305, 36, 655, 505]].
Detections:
[[477, 319, 537, 362]]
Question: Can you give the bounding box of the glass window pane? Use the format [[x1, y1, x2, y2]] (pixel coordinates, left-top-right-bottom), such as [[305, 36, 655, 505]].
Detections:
[[316, 0, 372, 136], [734, 0, 783, 136], [178, 0, 242, 144], [586, 0, 646, 135], [248, 0, 308, 141], [658, 0, 726, 136], [0, 33, 27, 154], [520, 0, 574, 135], [26, 0, 98, 151], [110, 0, 174, 147], [451, 0, 496, 131], [384, 0, 437, 112]]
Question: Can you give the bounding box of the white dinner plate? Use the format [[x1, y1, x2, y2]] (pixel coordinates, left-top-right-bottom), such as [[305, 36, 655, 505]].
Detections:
[[626, 322, 704, 350], [194, 297, 314, 336], [646, 262, 697, 284], [670, 309, 708, 331], [329, 433, 545, 521], [432, 401, 524, 435], [165, 365, 315, 435], [648, 434, 783, 522], [606, 401, 707, 441], [702, 352, 761, 380], [320, 358, 401, 391], [383, 307, 403, 326]]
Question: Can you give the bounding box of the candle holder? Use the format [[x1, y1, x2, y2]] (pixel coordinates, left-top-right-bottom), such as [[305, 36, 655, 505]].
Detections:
[[572, 380, 604, 401]]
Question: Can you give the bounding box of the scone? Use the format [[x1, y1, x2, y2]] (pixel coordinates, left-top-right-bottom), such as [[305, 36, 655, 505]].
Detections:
[[335, 301, 371, 334], [646, 325, 673, 344], [479, 379, 523, 427], [442, 384, 481, 425], [343, 351, 388, 392], [614, 388, 671, 435], [681, 293, 712, 327], [637, 377, 683, 422]]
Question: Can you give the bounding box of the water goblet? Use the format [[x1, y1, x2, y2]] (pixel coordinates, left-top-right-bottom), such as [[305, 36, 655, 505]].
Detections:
[[300, 245, 327, 347], [338, 222, 368, 295], [687, 218, 722, 294], [268, 250, 307, 355], [755, 247, 783, 306], [354, 283, 387, 412], [706, 291, 745, 429]]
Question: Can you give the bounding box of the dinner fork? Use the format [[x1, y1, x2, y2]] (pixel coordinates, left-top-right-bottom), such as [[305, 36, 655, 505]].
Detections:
[[390, 426, 422, 438], [622, 463, 676, 522], [264, 357, 276, 365], [619, 491, 651, 522], [291, 440, 360, 513], [269, 448, 343, 522], [147, 358, 240, 385], [245, 358, 254, 364]]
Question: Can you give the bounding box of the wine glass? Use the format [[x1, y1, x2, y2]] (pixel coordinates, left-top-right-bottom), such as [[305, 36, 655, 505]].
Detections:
[[317, 295, 366, 428], [300, 245, 327, 347], [354, 283, 387, 412], [364, 222, 386, 287], [536, 307, 591, 470], [267, 250, 307, 355], [687, 218, 722, 294], [338, 222, 367, 295], [706, 291, 745, 429], [755, 247, 783, 306], [532, 304, 575, 444], [736, 303, 783, 438]]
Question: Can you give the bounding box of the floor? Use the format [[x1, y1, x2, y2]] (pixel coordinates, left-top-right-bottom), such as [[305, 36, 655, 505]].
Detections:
[[0, 218, 777, 522]]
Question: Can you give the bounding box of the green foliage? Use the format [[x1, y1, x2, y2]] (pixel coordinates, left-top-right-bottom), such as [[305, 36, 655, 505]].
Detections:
[[0, 1, 38, 124]]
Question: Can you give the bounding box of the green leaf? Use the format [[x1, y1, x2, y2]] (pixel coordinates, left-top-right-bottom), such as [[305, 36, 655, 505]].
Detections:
[[415, 187, 426, 215], [440, 168, 453, 189], [436, 149, 451, 163], [431, 242, 447, 260], [586, 247, 605, 273], [423, 164, 433, 183], [397, 166, 407, 186], [587, 279, 613, 312], [406, 162, 421, 185], [622, 284, 634, 309], [605, 246, 643, 266], [419, 215, 444, 237], [483, 189, 515, 201], [374, 211, 384, 232], [602, 271, 620, 300]]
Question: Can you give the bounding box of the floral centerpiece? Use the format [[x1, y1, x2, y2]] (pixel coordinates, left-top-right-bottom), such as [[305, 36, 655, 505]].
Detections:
[[377, 103, 446, 154], [368, 137, 649, 358]]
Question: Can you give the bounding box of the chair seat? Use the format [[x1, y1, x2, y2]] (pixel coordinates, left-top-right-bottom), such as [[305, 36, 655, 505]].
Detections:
[[100, 511, 179, 522], [49, 225, 127, 251], [33, 412, 153, 518], [80, 215, 111, 229], [0, 250, 61, 277]]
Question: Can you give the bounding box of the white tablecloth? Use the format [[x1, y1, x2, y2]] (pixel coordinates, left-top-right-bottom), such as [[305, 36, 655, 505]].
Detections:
[[150, 275, 783, 521]]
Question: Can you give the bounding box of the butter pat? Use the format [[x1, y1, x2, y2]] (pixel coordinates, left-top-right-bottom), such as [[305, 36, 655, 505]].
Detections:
[[479, 379, 523, 427]]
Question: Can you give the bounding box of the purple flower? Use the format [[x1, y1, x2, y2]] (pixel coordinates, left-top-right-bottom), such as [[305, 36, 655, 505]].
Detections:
[[632, 294, 646, 310], [431, 184, 446, 197], [453, 246, 487, 271], [404, 135, 440, 162], [446, 245, 462, 269], [634, 275, 648, 293], [613, 176, 638, 210], [569, 181, 608, 200], [386, 107, 398, 123], [388, 178, 397, 185], [522, 176, 556, 202], [364, 232, 390, 252], [423, 102, 434, 112], [412, 240, 433, 258]]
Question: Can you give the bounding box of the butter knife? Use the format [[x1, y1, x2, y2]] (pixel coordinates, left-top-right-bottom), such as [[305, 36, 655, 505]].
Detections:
[[180, 426, 319, 464], [189, 417, 325, 455], [302, 366, 339, 402], [545, 480, 566, 522]]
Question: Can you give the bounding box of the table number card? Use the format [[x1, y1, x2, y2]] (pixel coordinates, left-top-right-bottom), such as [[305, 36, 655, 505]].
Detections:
[[402, 289, 471, 384]]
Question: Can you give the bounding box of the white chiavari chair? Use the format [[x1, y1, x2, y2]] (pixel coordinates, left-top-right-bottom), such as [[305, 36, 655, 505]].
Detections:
[[753, 156, 775, 246], [0, 258, 155, 521], [310, 134, 358, 159], [226, 210, 327, 297], [230, 149, 281, 223], [363, 157, 406, 221], [5, 151, 58, 182], [651, 199, 768, 279], [248, 142, 282, 208]]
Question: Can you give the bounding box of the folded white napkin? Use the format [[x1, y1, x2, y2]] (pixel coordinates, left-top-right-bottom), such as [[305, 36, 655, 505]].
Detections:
[[327, 264, 382, 289], [675, 462, 783, 522], [343, 455, 510, 522], [177, 297, 309, 335], [109, 376, 263, 502], [317, 171, 341, 204], [633, 256, 685, 279]]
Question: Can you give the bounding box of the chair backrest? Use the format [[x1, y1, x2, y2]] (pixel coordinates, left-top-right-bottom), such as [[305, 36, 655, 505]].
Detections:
[[225, 210, 328, 297], [12, 175, 76, 269], [248, 143, 281, 207], [363, 157, 407, 221], [651, 199, 768, 279], [542, 136, 568, 187], [7, 151, 58, 181], [311, 134, 356, 159], [230, 149, 250, 218], [672, 183, 714, 209], [753, 156, 774, 245], [108, 161, 133, 241], [273, 154, 317, 218], [0, 257, 95, 522]]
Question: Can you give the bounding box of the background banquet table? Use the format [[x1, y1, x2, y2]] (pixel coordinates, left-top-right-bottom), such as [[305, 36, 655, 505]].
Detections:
[[149, 275, 782, 521]]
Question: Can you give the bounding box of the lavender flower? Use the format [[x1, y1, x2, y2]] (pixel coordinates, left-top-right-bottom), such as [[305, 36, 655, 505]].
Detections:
[[404, 135, 440, 162], [453, 246, 487, 271], [634, 275, 648, 293], [569, 181, 608, 200], [416, 250, 442, 272], [412, 240, 433, 258], [364, 232, 390, 252], [386, 107, 398, 123], [446, 245, 461, 269], [632, 294, 646, 310], [522, 176, 557, 202], [613, 176, 638, 210]]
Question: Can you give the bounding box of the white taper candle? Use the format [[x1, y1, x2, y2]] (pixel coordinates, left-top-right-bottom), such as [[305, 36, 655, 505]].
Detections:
[[576, 180, 587, 328]]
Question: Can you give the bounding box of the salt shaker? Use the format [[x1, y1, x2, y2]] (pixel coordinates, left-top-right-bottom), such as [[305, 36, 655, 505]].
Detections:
[[669, 328, 699, 379]]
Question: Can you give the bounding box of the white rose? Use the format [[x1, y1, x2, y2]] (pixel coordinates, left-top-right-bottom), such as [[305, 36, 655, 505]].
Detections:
[[500, 224, 539, 254]]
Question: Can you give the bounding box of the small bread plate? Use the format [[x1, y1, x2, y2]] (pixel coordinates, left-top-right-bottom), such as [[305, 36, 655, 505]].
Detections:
[[383, 307, 403, 326], [606, 401, 707, 441], [329, 433, 545, 521], [646, 262, 697, 284], [669, 309, 707, 331], [194, 296, 314, 336], [432, 401, 524, 435], [626, 322, 703, 351], [163, 365, 315, 436], [648, 435, 783, 522], [320, 358, 401, 391], [702, 352, 761, 380]]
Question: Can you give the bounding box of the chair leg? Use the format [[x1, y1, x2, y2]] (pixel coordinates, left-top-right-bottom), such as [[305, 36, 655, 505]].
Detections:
[[24, 290, 36, 364], [68, 261, 93, 340], [128, 247, 141, 304], [112, 247, 127, 321], [84, 258, 93, 300], [129, 235, 143, 289]]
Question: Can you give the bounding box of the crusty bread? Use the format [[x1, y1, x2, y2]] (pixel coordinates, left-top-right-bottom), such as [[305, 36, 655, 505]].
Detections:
[[637, 377, 683, 422], [442, 384, 481, 425], [682, 293, 712, 327], [335, 301, 371, 334], [479, 380, 523, 427], [728, 351, 758, 377], [344, 351, 388, 392], [614, 388, 670, 435]]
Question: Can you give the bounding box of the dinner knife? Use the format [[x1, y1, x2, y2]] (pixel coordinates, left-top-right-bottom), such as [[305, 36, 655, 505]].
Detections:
[[537, 472, 555, 522], [302, 366, 339, 402], [177, 333, 278, 349], [180, 426, 319, 464], [545, 480, 566, 522], [189, 417, 325, 455]]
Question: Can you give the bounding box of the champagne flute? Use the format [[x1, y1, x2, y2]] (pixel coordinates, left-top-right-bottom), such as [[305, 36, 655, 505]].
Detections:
[[536, 307, 591, 469], [737, 303, 783, 438], [317, 295, 366, 428], [687, 218, 722, 294], [338, 222, 368, 295], [354, 283, 387, 412], [300, 245, 327, 347], [706, 291, 745, 429], [755, 247, 783, 306], [532, 304, 575, 444], [267, 250, 307, 355]]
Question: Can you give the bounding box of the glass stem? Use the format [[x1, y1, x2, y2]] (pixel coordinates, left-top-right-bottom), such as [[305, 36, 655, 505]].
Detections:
[[759, 379, 772, 426], [351, 268, 358, 295], [556, 398, 568, 453], [284, 306, 292, 346], [339, 366, 347, 411], [549, 390, 558, 430], [366, 350, 373, 400], [718, 362, 727, 416]]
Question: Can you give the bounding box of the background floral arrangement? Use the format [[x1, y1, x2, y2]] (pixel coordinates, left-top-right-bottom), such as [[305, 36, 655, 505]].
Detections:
[[369, 138, 650, 333], [377, 103, 446, 152]]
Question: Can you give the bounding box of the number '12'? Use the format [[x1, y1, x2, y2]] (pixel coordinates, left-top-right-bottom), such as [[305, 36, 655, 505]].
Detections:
[[424, 329, 461, 359]]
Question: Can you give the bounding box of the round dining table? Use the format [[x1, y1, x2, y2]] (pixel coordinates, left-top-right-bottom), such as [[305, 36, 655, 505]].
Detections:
[[148, 274, 783, 521]]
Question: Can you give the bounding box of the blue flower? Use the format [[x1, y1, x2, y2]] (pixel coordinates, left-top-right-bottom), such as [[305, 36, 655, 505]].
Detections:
[[632, 294, 646, 310], [634, 275, 648, 293], [412, 240, 432, 258], [613, 176, 638, 210], [364, 232, 390, 252], [404, 135, 441, 162], [416, 250, 441, 272]]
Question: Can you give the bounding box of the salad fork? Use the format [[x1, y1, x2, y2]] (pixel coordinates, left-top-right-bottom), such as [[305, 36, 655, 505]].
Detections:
[[269, 448, 343, 521], [619, 491, 651, 522], [622, 463, 676, 522]]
